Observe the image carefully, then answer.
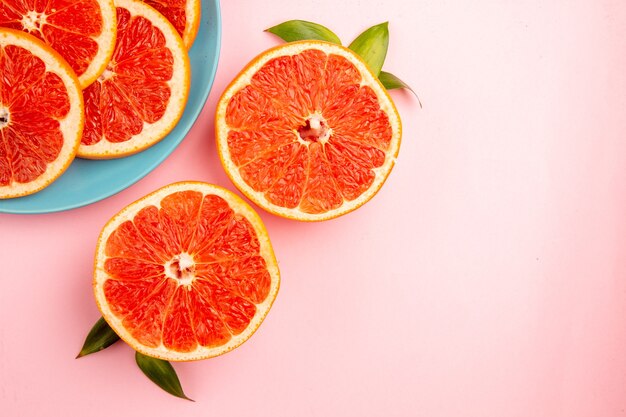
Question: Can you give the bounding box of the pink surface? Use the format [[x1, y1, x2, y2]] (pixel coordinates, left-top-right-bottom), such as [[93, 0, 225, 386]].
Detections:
[[1, 0, 626, 415]]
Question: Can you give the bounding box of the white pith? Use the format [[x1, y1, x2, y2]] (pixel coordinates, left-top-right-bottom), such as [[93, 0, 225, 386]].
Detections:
[[0, 29, 84, 199], [0, 106, 9, 128], [77, 0, 117, 88], [94, 182, 281, 361], [216, 42, 402, 221], [296, 113, 332, 146], [182, 0, 201, 48], [164, 252, 196, 286], [77, 0, 190, 158], [21, 11, 47, 33], [97, 67, 114, 82]]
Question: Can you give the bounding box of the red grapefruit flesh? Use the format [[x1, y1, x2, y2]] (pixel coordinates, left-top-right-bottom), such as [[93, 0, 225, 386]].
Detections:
[[0, 28, 84, 198], [0, 0, 117, 88], [94, 182, 280, 361], [216, 41, 402, 221], [78, 0, 190, 159]]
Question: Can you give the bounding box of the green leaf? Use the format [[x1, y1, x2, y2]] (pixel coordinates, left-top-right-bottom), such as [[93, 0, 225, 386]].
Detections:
[[135, 351, 193, 401], [265, 20, 341, 44], [379, 71, 422, 106], [76, 317, 120, 359], [348, 22, 389, 76], [379, 71, 412, 91]]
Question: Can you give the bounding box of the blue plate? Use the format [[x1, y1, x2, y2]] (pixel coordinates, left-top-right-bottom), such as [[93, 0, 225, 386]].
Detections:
[[0, 0, 221, 214]]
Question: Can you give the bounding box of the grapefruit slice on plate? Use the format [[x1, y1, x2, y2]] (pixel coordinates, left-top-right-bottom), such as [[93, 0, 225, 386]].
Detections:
[[78, 0, 190, 159], [0, 0, 117, 89], [216, 41, 402, 221], [141, 0, 200, 49], [0, 28, 84, 199], [94, 182, 280, 361]]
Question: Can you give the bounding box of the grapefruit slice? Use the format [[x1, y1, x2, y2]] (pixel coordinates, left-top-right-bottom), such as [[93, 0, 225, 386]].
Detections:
[[0, 28, 84, 199], [0, 0, 117, 89], [94, 182, 280, 361], [216, 41, 402, 221], [78, 0, 190, 159], [141, 0, 200, 49]]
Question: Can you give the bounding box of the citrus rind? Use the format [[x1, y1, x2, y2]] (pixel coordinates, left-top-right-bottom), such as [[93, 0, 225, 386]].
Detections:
[[215, 41, 402, 221], [0, 29, 84, 199], [93, 181, 280, 361], [77, 0, 191, 159]]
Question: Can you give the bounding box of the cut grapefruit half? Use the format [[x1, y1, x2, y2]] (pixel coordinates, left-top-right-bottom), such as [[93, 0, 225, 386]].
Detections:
[[0, 0, 117, 89], [141, 0, 200, 49], [78, 0, 190, 159], [0, 28, 84, 199], [94, 182, 280, 361], [216, 41, 402, 221]]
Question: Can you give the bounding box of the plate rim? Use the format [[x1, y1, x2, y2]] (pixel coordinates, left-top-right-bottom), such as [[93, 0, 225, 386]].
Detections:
[[0, 0, 222, 215]]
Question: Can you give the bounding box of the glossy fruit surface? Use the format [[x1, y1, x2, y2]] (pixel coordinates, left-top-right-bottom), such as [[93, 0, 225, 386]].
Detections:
[[216, 41, 402, 221], [0, 0, 117, 88], [94, 182, 280, 361], [0, 28, 84, 198], [78, 0, 190, 159]]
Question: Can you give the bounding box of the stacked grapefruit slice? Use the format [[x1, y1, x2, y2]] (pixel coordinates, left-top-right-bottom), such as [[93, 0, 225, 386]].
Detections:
[[0, 29, 84, 198], [0, 0, 117, 88], [0, 0, 198, 198], [79, 0, 190, 158]]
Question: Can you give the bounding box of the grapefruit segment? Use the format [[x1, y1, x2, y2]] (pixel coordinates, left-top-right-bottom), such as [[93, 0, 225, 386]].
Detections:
[[5, 113, 64, 180], [265, 145, 308, 208], [216, 41, 402, 221], [98, 80, 144, 143], [213, 289, 257, 335], [323, 54, 362, 103], [0, 0, 117, 88], [81, 80, 102, 145], [104, 257, 165, 281], [225, 85, 290, 130], [162, 287, 196, 352], [105, 220, 161, 261], [188, 287, 232, 347], [78, 0, 190, 159], [104, 278, 165, 318], [325, 85, 394, 150], [325, 135, 386, 201], [121, 279, 177, 347], [1, 42, 46, 103], [13, 72, 72, 117], [300, 142, 343, 214], [134, 205, 184, 261], [94, 182, 280, 361], [239, 142, 303, 194], [291, 49, 327, 110], [159, 190, 203, 251], [0, 28, 83, 199], [40, 24, 98, 75], [226, 129, 296, 166], [196, 256, 271, 304]]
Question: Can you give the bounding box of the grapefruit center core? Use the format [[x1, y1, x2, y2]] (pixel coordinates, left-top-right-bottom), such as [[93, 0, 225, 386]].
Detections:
[[0, 107, 9, 129], [297, 114, 331, 144], [164, 253, 196, 287], [21, 11, 47, 33], [98, 65, 115, 82]]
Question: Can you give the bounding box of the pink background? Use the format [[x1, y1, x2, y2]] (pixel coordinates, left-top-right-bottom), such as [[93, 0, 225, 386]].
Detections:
[[1, 0, 626, 415]]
